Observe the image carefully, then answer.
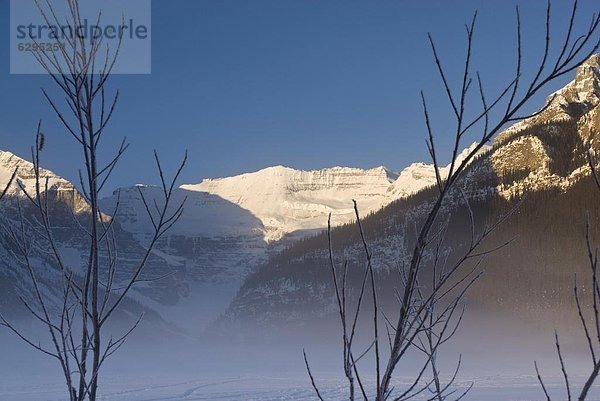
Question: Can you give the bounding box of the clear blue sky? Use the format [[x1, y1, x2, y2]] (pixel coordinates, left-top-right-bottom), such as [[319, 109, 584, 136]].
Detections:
[[0, 0, 597, 192]]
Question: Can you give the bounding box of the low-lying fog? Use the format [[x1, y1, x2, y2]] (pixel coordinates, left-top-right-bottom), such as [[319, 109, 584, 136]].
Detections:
[[2, 308, 599, 401]]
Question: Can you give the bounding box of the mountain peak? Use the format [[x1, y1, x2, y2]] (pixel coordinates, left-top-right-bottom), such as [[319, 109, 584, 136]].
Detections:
[[545, 53, 600, 111], [0, 149, 21, 166], [577, 53, 600, 75], [377, 166, 400, 182], [0, 149, 26, 191], [571, 53, 600, 99], [0, 148, 80, 198], [261, 165, 294, 173]]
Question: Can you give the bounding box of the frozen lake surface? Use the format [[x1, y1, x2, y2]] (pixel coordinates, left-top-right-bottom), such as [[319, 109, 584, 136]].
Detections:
[[1, 375, 598, 401]]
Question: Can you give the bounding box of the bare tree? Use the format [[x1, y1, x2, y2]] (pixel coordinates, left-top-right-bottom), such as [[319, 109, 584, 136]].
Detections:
[[0, 1, 186, 401], [305, 1, 600, 400], [534, 144, 600, 401]]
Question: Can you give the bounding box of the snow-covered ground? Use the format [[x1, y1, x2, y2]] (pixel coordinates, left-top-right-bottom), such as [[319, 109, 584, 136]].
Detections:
[[0, 375, 598, 401]]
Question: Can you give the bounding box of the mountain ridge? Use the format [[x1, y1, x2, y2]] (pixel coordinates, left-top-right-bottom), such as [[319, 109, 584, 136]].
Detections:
[[218, 54, 600, 336], [181, 142, 488, 243]]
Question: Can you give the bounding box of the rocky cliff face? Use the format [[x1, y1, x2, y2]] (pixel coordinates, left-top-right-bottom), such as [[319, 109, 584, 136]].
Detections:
[[491, 54, 600, 197]]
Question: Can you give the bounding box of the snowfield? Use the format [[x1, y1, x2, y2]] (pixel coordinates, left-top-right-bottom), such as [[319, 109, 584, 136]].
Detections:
[[0, 375, 598, 401]]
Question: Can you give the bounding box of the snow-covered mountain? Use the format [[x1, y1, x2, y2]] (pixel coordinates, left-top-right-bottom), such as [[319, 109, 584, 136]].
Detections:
[[387, 142, 485, 198], [491, 53, 600, 197], [99, 185, 267, 330], [181, 145, 488, 244], [101, 162, 448, 330], [0, 138, 506, 336], [0, 141, 485, 332], [0, 152, 165, 331], [221, 54, 600, 333], [0, 151, 265, 330], [181, 165, 400, 242], [5, 54, 598, 337]]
